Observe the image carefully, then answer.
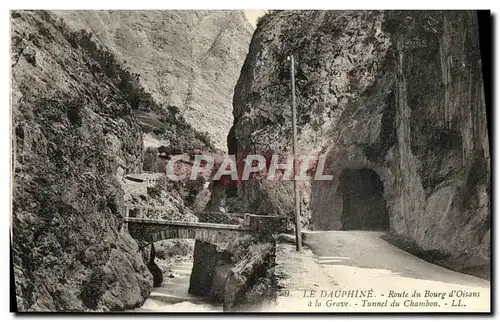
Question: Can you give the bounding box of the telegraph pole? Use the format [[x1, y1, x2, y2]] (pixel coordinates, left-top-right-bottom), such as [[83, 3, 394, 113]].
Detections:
[[288, 55, 302, 251]]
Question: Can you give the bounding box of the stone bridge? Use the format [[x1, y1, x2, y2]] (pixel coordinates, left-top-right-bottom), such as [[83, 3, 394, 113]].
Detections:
[[123, 205, 288, 249], [125, 217, 251, 249]]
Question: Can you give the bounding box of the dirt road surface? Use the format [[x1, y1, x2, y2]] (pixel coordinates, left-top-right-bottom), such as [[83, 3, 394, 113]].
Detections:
[[265, 231, 490, 313]]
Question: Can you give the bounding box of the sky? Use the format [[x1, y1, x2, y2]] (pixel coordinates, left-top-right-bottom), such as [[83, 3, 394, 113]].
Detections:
[[243, 9, 267, 28]]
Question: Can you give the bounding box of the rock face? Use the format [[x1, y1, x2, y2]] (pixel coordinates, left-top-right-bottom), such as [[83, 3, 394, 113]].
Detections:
[[53, 10, 254, 151], [213, 11, 490, 277], [189, 241, 223, 296], [189, 236, 276, 309], [146, 244, 163, 287], [12, 9, 254, 311], [11, 10, 156, 311]]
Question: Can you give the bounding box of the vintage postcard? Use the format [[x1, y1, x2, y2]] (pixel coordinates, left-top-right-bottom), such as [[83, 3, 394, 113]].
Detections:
[[10, 9, 491, 313]]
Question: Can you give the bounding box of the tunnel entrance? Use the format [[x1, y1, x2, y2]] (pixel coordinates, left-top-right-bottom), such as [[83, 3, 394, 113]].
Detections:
[[338, 168, 389, 231]]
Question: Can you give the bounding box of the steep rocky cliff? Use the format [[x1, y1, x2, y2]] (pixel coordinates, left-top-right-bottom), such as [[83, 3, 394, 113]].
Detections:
[[11, 9, 255, 311], [209, 11, 490, 277], [53, 10, 254, 151]]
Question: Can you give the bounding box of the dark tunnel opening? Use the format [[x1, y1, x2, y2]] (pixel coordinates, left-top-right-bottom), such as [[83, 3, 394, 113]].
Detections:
[[338, 168, 390, 231]]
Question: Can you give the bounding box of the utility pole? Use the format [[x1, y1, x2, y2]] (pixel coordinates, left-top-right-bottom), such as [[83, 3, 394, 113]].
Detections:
[[288, 55, 302, 251]]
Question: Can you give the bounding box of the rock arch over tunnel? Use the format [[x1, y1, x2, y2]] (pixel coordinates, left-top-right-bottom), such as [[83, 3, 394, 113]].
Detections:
[[338, 168, 390, 231]]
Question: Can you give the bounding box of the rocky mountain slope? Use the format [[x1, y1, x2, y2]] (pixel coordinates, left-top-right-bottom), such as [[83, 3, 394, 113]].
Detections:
[[208, 10, 490, 278], [53, 10, 254, 151], [11, 9, 252, 311]]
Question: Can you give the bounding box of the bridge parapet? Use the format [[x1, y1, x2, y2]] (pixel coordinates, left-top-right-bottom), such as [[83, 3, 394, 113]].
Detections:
[[195, 211, 244, 225]]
